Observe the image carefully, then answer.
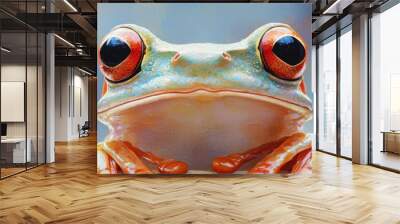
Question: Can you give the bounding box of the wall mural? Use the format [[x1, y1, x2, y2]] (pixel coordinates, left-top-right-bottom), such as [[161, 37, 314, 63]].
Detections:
[[97, 4, 312, 175]]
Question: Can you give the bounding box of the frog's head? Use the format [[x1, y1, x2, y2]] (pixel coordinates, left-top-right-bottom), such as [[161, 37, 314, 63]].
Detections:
[[97, 23, 312, 165]]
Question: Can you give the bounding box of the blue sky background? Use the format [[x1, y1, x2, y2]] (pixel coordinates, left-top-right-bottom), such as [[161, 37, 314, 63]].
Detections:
[[97, 3, 312, 141]]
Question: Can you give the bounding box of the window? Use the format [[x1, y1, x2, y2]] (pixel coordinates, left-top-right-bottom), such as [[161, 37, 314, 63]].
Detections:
[[339, 27, 352, 158], [316, 25, 353, 159], [317, 35, 337, 155], [370, 3, 400, 171], [0, 1, 47, 179]]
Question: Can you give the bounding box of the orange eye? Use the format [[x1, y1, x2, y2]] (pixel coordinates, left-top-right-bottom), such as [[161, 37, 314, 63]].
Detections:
[[98, 28, 144, 83], [259, 27, 306, 81]]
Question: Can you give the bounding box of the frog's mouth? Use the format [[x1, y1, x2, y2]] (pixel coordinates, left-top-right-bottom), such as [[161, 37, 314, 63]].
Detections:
[[98, 88, 311, 170]]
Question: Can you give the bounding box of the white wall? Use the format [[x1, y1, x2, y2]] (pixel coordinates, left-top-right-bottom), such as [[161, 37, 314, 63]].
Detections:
[[1, 63, 46, 164], [55, 67, 68, 141], [55, 67, 89, 141], [1, 65, 27, 140], [1, 64, 40, 137]]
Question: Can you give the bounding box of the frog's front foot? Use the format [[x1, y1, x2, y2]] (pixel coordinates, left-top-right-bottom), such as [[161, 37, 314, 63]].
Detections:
[[212, 132, 312, 174], [248, 133, 311, 174], [97, 140, 188, 174], [97, 143, 121, 174], [98, 141, 152, 174]]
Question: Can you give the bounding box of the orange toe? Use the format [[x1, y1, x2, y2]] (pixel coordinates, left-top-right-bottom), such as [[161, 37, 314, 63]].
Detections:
[[212, 154, 243, 174], [158, 160, 188, 174]]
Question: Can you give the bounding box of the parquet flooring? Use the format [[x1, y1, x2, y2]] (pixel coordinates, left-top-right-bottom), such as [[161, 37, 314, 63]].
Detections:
[[0, 135, 400, 224], [0, 167, 26, 178]]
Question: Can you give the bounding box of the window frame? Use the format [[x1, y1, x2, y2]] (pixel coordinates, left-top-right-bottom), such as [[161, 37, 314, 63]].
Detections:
[[315, 24, 353, 161]]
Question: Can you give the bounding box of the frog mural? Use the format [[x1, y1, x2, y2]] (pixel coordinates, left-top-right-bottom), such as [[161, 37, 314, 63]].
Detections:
[[97, 23, 312, 174]]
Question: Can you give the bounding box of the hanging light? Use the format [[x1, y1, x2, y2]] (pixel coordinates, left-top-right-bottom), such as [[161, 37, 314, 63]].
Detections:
[[1, 47, 11, 53], [63, 0, 78, 12], [54, 34, 75, 48]]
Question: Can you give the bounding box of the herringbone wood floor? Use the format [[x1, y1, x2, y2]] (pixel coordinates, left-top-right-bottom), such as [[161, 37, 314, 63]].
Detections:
[[1, 135, 400, 224]]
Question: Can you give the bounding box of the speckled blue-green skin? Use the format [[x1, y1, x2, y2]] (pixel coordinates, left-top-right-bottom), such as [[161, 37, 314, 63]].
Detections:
[[98, 23, 312, 113]]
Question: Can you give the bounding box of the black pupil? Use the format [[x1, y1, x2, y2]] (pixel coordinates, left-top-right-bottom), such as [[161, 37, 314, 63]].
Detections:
[[272, 36, 305, 66], [100, 37, 131, 67]]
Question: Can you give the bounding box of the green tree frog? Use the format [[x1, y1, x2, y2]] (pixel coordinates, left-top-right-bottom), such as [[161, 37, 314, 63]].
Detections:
[[97, 23, 312, 175]]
